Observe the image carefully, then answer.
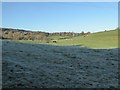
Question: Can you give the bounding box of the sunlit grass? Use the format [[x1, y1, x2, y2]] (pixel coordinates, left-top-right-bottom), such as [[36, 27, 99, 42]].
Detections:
[[15, 30, 118, 48]]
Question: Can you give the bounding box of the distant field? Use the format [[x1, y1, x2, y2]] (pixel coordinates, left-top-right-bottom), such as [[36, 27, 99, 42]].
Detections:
[[16, 30, 118, 48]]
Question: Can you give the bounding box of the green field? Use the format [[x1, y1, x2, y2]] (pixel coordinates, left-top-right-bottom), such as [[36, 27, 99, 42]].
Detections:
[[16, 30, 118, 48]]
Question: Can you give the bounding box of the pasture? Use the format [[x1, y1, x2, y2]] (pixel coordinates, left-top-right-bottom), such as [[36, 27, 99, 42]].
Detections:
[[2, 40, 119, 88], [16, 30, 118, 48]]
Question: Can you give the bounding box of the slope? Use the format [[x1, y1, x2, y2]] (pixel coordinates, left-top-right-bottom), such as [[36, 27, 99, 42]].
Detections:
[[55, 30, 118, 48]]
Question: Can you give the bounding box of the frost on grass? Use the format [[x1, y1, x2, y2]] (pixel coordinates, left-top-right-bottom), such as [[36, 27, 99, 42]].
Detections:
[[2, 40, 119, 88]]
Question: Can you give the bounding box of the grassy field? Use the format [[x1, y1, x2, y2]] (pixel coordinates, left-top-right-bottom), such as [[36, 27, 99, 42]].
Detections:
[[3, 40, 119, 88], [16, 30, 118, 48]]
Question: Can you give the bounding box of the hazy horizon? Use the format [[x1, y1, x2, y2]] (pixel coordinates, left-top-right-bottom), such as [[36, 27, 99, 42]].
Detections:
[[2, 2, 118, 33]]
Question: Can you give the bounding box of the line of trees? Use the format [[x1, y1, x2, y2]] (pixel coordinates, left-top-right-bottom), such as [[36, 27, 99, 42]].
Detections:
[[0, 28, 91, 41], [1, 28, 50, 42], [49, 31, 90, 37]]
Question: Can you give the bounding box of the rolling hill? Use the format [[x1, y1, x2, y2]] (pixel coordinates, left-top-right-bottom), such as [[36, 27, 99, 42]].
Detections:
[[53, 30, 118, 48], [2, 28, 119, 88], [1, 28, 118, 48]]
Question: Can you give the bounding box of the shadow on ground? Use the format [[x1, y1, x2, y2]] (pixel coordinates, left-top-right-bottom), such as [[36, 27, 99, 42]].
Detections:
[[2, 40, 119, 88]]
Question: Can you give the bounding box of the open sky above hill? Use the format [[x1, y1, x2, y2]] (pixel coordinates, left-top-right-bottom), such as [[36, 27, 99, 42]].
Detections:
[[2, 2, 118, 33]]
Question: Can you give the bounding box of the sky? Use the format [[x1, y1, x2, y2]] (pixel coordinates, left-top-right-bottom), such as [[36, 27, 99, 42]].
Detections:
[[2, 2, 118, 33]]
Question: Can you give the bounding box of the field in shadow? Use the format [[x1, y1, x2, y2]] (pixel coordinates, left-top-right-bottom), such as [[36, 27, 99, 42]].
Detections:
[[2, 40, 119, 88]]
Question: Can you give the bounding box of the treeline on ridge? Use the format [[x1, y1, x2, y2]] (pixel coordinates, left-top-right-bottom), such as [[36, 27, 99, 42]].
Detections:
[[0, 28, 91, 42]]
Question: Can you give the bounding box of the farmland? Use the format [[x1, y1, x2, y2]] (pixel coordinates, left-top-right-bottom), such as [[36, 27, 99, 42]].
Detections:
[[2, 28, 119, 88], [16, 29, 118, 48]]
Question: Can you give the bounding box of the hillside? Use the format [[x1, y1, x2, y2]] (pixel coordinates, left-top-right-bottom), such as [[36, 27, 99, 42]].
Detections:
[[2, 40, 119, 88], [1, 28, 86, 41], [1, 28, 118, 48], [51, 30, 118, 48], [0, 28, 50, 42]]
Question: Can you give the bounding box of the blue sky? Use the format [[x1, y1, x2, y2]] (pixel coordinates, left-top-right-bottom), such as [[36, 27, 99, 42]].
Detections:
[[2, 2, 118, 33]]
